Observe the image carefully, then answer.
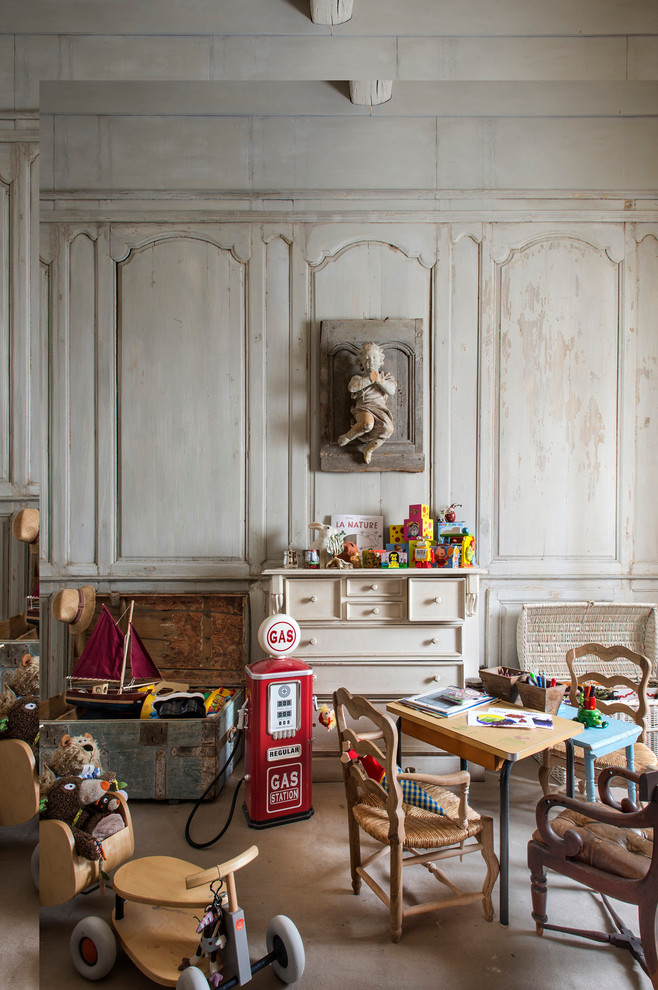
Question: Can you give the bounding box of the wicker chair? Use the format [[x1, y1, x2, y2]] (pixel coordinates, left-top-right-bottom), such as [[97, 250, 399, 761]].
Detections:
[[538, 644, 657, 797], [528, 766, 658, 988], [333, 687, 499, 941]]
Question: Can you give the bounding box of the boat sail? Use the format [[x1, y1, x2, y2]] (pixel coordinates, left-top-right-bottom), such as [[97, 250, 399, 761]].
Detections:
[[65, 602, 162, 717]]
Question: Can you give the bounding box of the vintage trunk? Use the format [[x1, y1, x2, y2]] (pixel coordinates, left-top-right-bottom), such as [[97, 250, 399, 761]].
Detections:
[[1, 640, 40, 690], [39, 688, 244, 801]]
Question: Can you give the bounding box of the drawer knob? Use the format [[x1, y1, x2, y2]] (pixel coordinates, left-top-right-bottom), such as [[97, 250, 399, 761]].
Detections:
[[434, 596, 442, 604], [309, 637, 317, 646], [432, 637, 440, 645], [310, 595, 318, 603], [371, 583, 379, 591], [432, 675, 441, 683], [371, 607, 380, 615]]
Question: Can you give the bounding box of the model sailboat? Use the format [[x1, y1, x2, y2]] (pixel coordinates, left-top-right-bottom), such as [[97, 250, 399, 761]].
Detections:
[[65, 602, 162, 717]]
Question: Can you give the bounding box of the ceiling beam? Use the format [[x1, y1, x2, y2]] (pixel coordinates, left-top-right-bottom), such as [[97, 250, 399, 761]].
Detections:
[[349, 80, 393, 105], [310, 0, 353, 25]]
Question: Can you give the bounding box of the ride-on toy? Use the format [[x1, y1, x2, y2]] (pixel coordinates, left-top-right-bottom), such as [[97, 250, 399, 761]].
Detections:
[[70, 845, 305, 988]]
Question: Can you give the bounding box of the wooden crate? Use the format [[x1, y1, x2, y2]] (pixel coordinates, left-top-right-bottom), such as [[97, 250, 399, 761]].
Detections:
[[0, 612, 38, 642], [39, 689, 244, 801], [72, 593, 249, 687]]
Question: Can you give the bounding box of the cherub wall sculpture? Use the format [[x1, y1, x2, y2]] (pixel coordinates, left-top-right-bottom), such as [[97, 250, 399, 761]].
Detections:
[[336, 341, 397, 464]]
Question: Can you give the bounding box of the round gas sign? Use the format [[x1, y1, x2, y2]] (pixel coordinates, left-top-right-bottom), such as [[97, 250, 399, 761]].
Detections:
[[258, 613, 301, 656]]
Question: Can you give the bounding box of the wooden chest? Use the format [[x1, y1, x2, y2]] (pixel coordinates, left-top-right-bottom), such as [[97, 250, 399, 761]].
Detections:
[[39, 688, 244, 801], [72, 593, 249, 687]]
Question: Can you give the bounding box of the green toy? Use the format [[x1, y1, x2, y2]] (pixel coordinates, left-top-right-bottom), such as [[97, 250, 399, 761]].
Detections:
[[574, 706, 608, 729]]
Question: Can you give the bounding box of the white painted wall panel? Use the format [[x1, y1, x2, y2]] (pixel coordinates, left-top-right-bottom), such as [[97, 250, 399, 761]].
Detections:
[[398, 37, 628, 81], [50, 115, 252, 191], [264, 233, 293, 564], [634, 230, 658, 565], [628, 37, 658, 80], [0, 174, 8, 486], [67, 233, 97, 565], [496, 233, 620, 560], [0, 37, 15, 110], [310, 237, 432, 524], [117, 235, 247, 560], [252, 117, 437, 191]]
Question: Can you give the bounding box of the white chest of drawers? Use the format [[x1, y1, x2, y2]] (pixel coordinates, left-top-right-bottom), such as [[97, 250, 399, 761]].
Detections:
[[263, 568, 485, 778]]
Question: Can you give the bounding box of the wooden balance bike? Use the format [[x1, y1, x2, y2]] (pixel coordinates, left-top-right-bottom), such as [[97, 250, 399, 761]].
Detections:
[[70, 844, 305, 988]]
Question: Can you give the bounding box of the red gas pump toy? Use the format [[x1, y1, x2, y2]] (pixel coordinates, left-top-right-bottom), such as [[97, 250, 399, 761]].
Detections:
[[243, 614, 314, 829]]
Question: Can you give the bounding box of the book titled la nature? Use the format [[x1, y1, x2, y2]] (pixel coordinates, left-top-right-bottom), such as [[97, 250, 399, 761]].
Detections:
[[467, 708, 554, 729], [331, 514, 384, 552], [400, 685, 495, 719]]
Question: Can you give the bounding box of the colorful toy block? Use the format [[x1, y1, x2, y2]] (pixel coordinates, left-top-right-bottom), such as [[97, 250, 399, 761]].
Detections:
[[408, 504, 430, 521], [389, 524, 405, 543]]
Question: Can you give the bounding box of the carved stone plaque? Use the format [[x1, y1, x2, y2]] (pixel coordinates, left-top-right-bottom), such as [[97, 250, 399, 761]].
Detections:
[[320, 319, 424, 472]]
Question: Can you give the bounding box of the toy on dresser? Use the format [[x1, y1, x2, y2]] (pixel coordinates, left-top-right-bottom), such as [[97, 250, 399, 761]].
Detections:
[[0, 693, 40, 758]]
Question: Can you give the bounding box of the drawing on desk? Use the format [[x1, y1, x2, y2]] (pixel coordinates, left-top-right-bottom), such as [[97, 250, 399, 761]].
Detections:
[[467, 708, 554, 729], [400, 686, 495, 718]]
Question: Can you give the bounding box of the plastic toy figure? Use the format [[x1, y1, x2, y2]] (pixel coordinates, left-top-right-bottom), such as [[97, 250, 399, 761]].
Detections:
[[336, 341, 397, 464], [574, 707, 608, 729]]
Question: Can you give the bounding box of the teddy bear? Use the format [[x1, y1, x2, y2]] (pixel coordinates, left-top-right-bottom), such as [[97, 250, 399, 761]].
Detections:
[[0, 693, 40, 758], [39, 731, 127, 804], [8, 654, 40, 698], [39, 774, 125, 860]]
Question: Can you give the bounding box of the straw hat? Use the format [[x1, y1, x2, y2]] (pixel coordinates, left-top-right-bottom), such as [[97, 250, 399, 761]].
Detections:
[[51, 586, 96, 634], [12, 508, 40, 544]]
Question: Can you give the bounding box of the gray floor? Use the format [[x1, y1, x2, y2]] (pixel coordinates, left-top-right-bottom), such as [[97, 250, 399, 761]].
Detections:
[[11, 760, 651, 989]]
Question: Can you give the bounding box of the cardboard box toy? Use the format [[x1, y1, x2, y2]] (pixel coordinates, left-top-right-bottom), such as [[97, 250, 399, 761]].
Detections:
[[408, 504, 430, 521], [404, 517, 434, 540], [389, 524, 405, 543]]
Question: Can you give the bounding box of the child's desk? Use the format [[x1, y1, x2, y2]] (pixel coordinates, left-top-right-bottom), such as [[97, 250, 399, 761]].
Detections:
[[386, 698, 583, 927]]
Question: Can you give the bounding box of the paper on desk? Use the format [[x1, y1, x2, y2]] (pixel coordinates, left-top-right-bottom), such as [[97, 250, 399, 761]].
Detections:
[[467, 708, 554, 729]]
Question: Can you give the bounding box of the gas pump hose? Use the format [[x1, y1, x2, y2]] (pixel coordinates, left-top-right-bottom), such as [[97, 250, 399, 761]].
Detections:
[[184, 728, 245, 849]]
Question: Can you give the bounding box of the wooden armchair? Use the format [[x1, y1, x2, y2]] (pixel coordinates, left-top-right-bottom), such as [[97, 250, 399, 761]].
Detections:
[[333, 687, 499, 941], [39, 792, 134, 906], [528, 766, 658, 987], [0, 738, 39, 826], [538, 643, 657, 796]]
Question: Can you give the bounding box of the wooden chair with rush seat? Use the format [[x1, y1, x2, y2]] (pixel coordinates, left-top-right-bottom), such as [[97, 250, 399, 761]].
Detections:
[[528, 766, 658, 988], [333, 687, 499, 942], [538, 643, 657, 796]]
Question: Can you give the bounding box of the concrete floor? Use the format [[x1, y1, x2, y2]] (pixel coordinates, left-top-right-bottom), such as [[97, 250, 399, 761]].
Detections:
[[10, 760, 651, 990]]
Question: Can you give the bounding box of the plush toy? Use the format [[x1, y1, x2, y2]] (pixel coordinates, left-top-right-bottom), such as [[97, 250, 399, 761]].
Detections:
[[179, 892, 228, 988], [0, 683, 19, 716], [8, 654, 40, 697], [40, 731, 127, 801], [345, 748, 444, 816], [338, 540, 360, 565], [0, 694, 40, 758], [39, 775, 124, 861], [318, 704, 336, 731]]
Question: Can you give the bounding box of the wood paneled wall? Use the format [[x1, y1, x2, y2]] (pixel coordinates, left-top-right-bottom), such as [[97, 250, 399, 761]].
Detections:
[[32, 209, 658, 694]]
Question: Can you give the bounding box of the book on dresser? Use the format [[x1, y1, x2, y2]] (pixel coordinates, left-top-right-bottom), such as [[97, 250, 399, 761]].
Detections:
[[399, 685, 495, 718]]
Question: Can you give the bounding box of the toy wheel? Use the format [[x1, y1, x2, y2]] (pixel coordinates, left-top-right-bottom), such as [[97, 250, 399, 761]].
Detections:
[[266, 915, 305, 984], [30, 843, 39, 891], [177, 967, 210, 989], [70, 916, 117, 980]]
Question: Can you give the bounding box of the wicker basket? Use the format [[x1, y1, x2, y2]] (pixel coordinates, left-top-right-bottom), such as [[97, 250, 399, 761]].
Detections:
[[517, 680, 566, 715], [478, 666, 525, 703], [516, 602, 658, 682]]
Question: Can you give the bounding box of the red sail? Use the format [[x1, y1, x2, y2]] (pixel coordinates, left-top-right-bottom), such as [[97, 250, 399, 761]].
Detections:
[[70, 605, 124, 680], [128, 623, 162, 681]]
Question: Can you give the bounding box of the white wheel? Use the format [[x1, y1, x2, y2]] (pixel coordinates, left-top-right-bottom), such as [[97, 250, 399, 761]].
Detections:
[[266, 915, 305, 984], [177, 967, 210, 990], [31, 843, 39, 891], [70, 916, 117, 980]]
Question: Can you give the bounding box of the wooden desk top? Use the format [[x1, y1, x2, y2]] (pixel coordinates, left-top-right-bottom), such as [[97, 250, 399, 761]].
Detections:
[[387, 699, 583, 772]]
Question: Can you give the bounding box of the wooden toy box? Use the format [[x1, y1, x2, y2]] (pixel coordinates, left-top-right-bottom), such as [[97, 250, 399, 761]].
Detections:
[[39, 688, 244, 802]]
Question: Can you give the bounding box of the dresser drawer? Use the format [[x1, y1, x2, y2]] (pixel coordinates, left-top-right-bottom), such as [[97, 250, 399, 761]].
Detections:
[[408, 578, 465, 621], [311, 660, 463, 697], [345, 577, 404, 599], [284, 578, 341, 620], [296, 624, 462, 658], [345, 601, 405, 622]]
